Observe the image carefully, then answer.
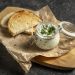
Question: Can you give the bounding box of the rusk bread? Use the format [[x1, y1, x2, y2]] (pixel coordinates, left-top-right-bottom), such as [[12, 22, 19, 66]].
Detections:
[[8, 10, 42, 36]]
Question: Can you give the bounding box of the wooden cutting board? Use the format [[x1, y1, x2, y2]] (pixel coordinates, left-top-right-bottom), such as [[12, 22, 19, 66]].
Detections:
[[0, 6, 75, 70]]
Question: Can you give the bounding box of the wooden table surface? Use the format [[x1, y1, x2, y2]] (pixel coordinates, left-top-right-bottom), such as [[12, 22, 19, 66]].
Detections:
[[0, 0, 75, 75]]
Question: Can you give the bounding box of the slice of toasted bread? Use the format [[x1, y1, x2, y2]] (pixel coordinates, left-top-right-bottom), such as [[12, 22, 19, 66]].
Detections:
[[1, 12, 35, 35], [8, 10, 42, 36]]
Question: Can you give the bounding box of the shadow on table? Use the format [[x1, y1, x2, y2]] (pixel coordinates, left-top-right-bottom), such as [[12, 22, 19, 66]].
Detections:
[[0, 43, 25, 75], [27, 62, 74, 75]]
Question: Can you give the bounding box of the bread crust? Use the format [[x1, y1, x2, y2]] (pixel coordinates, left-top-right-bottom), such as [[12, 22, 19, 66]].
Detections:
[[1, 12, 14, 28]]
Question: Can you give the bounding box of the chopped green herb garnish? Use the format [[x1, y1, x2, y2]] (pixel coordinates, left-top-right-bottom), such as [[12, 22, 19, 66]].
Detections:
[[41, 25, 55, 35], [47, 26, 55, 35], [41, 29, 46, 34]]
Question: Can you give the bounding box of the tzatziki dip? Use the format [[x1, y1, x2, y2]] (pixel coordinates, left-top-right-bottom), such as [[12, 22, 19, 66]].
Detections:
[[34, 22, 60, 50]]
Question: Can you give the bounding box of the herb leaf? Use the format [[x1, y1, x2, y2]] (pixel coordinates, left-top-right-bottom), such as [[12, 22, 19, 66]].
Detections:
[[47, 26, 55, 35], [41, 25, 55, 35], [41, 29, 46, 34]]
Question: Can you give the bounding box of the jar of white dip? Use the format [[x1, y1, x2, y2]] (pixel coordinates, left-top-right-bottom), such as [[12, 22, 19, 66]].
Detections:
[[34, 22, 60, 50]]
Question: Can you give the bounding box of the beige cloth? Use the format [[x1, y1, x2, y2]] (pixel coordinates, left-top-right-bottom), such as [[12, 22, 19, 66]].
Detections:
[[0, 6, 75, 73]]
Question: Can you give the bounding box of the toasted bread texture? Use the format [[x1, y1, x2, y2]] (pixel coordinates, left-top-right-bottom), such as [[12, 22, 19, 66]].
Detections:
[[8, 10, 42, 36]]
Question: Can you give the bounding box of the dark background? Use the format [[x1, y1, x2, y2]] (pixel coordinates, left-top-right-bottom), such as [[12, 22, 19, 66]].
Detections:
[[0, 0, 75, 75]]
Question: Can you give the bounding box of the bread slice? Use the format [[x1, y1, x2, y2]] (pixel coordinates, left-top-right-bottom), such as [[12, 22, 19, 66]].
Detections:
[[1, 12, 35, 35], [8, 10, 42, 36]]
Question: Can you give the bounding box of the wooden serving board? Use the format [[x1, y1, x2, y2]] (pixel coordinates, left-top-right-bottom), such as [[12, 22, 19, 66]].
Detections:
[[0, 6, 75, 70]]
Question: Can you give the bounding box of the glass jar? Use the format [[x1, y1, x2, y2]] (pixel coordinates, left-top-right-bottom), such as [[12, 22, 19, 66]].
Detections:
[[34, 22, 60, 50]]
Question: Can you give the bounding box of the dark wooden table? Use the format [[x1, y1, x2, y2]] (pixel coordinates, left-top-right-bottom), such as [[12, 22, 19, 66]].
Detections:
[[0, 0, 75, 75]]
